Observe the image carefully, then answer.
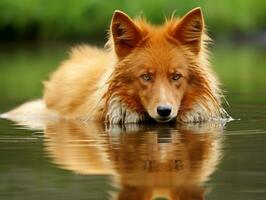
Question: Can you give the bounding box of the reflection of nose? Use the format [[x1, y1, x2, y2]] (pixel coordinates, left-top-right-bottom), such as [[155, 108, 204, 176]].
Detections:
[[157, 105, 172, 117]]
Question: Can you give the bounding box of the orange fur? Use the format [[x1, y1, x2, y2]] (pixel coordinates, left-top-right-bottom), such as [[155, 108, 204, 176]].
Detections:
[[42, 7, 227, 124]]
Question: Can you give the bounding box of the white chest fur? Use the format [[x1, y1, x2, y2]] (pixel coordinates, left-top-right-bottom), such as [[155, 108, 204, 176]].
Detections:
[[106, 96, 145, 124]]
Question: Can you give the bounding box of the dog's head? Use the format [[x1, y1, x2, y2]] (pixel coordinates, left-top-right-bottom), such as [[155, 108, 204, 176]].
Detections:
[[108, 8, 222, 123]]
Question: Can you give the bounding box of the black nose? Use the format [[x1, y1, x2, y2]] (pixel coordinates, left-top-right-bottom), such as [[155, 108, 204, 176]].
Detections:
[[157, 105, 172, 117]]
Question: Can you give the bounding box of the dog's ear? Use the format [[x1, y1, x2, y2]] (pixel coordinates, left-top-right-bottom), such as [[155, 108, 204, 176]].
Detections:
[[171, 7, 204, 54], [111, 10, 142, 58]]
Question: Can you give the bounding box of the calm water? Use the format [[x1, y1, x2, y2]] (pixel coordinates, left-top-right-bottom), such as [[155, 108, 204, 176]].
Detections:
[[0, 44, 266, 200]]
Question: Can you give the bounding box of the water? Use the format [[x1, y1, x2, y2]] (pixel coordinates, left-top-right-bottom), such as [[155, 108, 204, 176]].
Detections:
[[0, 44, 266, 200]]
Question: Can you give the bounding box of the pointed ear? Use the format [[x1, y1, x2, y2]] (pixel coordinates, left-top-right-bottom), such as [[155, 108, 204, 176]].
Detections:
[[171, 7, 204, 54], [111, 10, 142, 58]]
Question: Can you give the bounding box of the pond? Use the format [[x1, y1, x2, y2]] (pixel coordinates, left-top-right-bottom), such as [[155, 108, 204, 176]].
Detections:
[[0, 43, 266, 200]]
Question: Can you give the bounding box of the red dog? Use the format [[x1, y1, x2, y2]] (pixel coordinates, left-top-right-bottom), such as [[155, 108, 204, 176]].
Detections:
[[4, 8, 227, 124]]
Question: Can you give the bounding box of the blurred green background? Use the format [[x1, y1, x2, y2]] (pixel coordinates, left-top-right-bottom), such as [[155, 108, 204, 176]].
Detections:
[[0, 0, 265, 39], [0, 0, 266, 111]]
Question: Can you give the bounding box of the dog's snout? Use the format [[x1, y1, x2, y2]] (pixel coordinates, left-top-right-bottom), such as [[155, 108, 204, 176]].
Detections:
[[157, 105, 172, 117]]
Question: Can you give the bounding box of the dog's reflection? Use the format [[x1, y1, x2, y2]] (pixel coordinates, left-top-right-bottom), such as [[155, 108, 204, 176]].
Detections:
[[42, 120, 223, 200]]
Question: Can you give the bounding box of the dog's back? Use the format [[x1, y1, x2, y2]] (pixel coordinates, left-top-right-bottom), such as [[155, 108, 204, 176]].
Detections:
[[43, 45, 112, 120]]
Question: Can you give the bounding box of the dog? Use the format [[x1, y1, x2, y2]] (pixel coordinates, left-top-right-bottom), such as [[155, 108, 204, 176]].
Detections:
[[3, 7, 228, 124]]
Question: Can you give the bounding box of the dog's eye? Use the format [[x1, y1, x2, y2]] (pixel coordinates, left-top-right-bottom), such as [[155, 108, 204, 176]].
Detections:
[[172, 73, 181, 81], [141, 74, 151, 81]]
